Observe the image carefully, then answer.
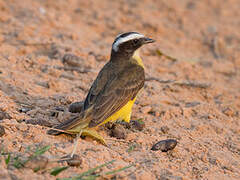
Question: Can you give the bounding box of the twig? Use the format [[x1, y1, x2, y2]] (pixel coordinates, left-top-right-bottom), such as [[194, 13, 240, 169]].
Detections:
[[105, 138, 128, 143], [145, 77, 211, 89], [156, 49, 178, 61], [59, 73, 79, 80], [2, 122, 75, 135], [54, 66, 90, 73], [173, 81, 211, 89], [145, 77, 175, 83], [49, 157, 72, 163], [8, 40, 53, 47]]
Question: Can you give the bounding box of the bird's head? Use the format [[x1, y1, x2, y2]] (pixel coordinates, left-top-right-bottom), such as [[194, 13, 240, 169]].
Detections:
[[111, 32, 155, 59]]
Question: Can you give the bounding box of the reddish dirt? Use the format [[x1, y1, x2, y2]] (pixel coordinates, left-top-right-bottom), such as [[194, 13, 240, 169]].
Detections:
[[0, 0, 240, 179]]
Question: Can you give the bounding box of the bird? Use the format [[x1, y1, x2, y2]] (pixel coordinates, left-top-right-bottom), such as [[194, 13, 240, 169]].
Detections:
[[48, 32, 155, 145]]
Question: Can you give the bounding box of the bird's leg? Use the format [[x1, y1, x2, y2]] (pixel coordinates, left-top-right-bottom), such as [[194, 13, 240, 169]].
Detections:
[[71, 130, 82, 158], [70, 128, 106, 157], [81, 128, 107, 146]]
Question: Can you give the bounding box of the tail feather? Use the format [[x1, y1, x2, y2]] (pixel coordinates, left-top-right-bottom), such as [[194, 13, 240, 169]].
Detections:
[[47, 112, 90, 135]]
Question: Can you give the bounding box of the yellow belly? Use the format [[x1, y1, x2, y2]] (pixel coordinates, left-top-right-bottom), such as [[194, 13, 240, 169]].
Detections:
[[98, 51, 143, 126], [98, 96, 137, 126]]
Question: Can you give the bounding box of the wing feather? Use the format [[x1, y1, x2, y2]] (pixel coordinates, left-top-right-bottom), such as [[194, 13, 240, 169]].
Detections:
[[87, 64, 144, 127], [49, 62, 145, 132]]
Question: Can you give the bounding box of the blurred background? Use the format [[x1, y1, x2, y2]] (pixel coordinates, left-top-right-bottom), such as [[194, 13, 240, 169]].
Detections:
[[1, 0, 239, 61]]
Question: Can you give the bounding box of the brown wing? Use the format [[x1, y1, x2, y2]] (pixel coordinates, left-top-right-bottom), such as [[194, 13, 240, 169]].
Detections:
[[87, 63, 145, 127], [47, 62, 114, 134], [47, 62, 144, 134]]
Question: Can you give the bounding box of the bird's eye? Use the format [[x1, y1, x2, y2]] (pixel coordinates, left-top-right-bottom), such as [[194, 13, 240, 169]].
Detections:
[[133, 39, 139, 44]]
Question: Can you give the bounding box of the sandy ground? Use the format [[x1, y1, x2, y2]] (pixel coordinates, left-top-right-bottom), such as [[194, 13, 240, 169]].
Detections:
[[0, 0, 240, 179]]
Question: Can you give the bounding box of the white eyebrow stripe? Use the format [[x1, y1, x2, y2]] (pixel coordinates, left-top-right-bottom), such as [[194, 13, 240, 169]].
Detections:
[[113, 33, 144, 51]]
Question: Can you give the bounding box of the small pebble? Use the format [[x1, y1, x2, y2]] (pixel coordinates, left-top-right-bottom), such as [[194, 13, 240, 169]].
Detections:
[[50, 110, 59, 117], [130, 120, 145, 131], [151, 139, 177, 152], [0, 125, 5, 137], [25, 156, 48, 171], [160, 126, 169, 134], [39, 7, 46, 15], [110, 124, 126, 139], [141, 106, 152, 114], [35, 81, 50, 88], [67, 154, 82, 166], [62, 54, 83, 67], [0, 111, 11, 120], [8, 173, 18, 180], [19, 107, 31, 113], [185, 101, 200, 108], [69, 101, 84, 113], [55, 107, 65, 112], [222, 107, 235, 117], [208, 157, 217, 165], [17, 124, 28, 132]]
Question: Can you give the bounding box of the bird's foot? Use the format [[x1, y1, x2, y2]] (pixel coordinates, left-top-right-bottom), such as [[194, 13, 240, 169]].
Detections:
[[81, 128, 107, 146]]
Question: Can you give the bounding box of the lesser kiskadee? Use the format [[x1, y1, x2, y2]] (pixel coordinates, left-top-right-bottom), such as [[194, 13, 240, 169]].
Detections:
[[48, 32, 155, 144]]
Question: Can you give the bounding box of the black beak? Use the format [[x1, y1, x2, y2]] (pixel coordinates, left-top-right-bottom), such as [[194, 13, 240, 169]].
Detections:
[[143, 37, 155, 44]]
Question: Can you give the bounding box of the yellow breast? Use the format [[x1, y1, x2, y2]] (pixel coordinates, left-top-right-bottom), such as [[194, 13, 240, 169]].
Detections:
[[132, 49, 144, 68]]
